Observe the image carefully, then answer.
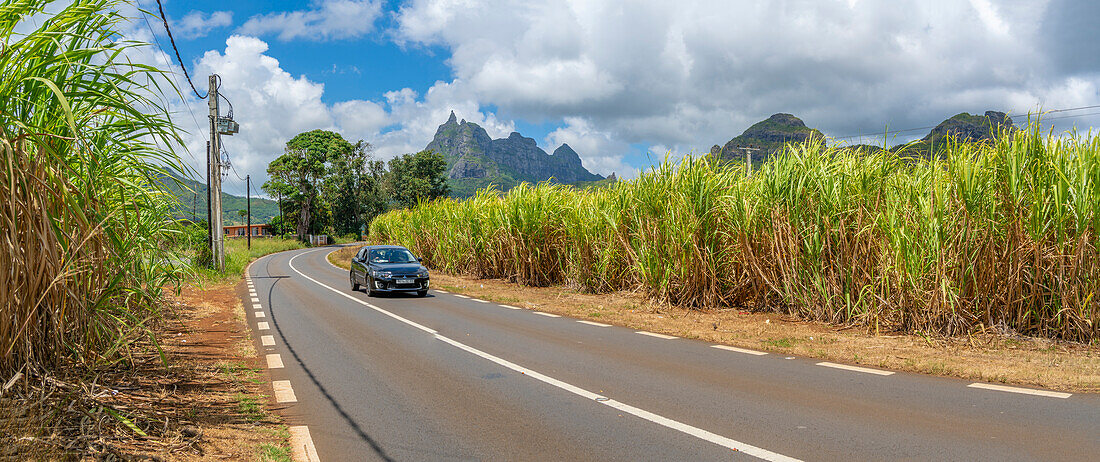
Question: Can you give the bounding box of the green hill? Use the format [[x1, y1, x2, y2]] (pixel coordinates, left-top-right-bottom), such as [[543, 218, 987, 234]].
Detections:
[[156, 171, 280, 225]]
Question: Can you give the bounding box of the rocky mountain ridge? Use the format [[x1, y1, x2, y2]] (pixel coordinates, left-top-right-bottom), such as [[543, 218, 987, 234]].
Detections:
[[426, 111, 604, 196], [712, 110, 1017, 162]]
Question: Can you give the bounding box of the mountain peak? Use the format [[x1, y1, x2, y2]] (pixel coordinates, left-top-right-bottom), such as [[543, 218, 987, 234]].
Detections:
[[446, 110, 457, 125], [552, 143, 580, 161], [424, 114, 603, 195], [715, 113, 824, 163]]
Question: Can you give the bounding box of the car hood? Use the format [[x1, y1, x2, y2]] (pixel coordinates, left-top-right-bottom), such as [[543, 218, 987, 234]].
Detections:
[[372, 263, 423, 274]]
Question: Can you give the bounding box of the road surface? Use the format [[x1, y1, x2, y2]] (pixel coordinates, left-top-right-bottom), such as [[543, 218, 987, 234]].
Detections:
[[243, 246, 1099, 461]]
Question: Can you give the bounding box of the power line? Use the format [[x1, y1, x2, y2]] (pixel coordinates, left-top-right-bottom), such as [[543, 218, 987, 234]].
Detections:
[[153, 0, 207, 99], [141, 12, 207, 149], [833, 104, 1100, 142]]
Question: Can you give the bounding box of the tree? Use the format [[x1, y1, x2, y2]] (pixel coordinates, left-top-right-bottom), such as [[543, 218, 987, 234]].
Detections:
[[324, 140, 388, 235], [267, 130, 353, 239], [385, 150, 449, 209]]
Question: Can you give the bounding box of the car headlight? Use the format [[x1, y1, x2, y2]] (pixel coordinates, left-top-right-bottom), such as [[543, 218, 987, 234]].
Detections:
[[373, 270, 392, 278], [417, 269, 429, 278]]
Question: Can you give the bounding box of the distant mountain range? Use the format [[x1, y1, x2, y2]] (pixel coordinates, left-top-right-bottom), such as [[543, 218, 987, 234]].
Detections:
[[157, 171, 280, 225], [426, 111, 605, 196], [711, 110, 1016, 164]]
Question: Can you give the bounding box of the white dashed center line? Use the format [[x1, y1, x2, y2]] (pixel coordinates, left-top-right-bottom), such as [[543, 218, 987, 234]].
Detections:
[[816, 362, 894, 376], [473, 299, 489, 303], [499, 305, 521, 310], [577, 320, 611, 327], [254, 311, 266, 318], [257, 321, 270, 330], [266, 353, 284, 369], [711, 344, 768, 356], [636, 331, 677, 339], [261, 335, 275, 346], [967, 383, 1071, 398], [533, 312, 560, 317], [454, 294, 470, 299]]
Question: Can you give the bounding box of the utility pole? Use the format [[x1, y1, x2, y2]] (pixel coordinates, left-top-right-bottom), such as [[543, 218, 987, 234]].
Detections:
[[246, 175, 251, 251], [205, 140, 212, 258], [738, 146, 761, 177], [208, 75, 224, 271]]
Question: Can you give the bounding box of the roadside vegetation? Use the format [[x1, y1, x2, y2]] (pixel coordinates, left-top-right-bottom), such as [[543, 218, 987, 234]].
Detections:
[[371, 124, 1100, 343], [0, 1, 291, 458], [263, 129, 449, 238]]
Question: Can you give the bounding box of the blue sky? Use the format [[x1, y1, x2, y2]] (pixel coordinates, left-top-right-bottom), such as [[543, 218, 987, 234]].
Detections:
[[138, 0, 1100, 196]]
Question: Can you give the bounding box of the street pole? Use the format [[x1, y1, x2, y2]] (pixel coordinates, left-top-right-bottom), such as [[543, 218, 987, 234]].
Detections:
[[246, 174, 251, 251], [208, 75, 224, 271], [205, 140, 212, 256]]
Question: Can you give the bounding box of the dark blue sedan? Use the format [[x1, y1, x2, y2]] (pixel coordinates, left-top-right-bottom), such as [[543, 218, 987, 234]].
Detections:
[[350, 245, 430, 297]]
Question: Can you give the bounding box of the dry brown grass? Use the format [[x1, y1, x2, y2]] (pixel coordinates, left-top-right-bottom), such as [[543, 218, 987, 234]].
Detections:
[[0, 282, 289, 460]]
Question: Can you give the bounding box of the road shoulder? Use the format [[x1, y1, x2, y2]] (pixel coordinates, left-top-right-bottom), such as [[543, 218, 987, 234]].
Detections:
[[328, 245, 1099, 393]]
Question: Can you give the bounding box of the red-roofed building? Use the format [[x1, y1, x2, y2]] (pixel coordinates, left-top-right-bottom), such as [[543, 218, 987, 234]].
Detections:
[[224, 224, 272, 237]]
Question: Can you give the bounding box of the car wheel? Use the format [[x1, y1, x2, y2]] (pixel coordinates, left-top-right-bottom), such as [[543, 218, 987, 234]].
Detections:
[[416, 290, 427, 297], [350, 272, 360, 291]]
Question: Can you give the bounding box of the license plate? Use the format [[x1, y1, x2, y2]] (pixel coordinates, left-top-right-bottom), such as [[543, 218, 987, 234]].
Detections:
[[397, 279, 414, 284]]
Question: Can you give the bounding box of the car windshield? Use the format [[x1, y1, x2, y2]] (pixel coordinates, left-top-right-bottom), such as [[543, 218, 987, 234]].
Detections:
[[369, 248, 417, 264]]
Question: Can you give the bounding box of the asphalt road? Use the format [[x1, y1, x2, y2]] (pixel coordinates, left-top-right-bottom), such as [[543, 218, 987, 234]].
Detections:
[[244, 246, 1099, 461]]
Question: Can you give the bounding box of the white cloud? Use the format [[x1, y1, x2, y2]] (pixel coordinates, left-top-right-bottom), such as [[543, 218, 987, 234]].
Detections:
[[176, 10, 232, 39], [394, 0, 1098, 152], [545, 117, 637, 178], [139, 33, 514, 195], [238, 0, 383, 41]]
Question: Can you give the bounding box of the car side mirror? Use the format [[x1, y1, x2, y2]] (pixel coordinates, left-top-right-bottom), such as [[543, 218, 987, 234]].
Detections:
[[417, 257, 423, 262]]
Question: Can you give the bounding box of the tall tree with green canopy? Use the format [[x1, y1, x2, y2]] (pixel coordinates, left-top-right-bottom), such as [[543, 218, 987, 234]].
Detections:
[[325, 140, 388, 235], [386, 150, 450, 208], [267, 129, 353, 239]]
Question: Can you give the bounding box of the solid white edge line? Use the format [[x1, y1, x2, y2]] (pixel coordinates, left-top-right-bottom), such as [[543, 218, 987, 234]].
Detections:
[[815, 362, 894, 376], [577, 320, 611, 327], [636, 331, 677, 339], [533, 312, 560, 317], [289, 425, 321, 462], [266, 353, 284, 369], [433, 333, 798, 462], [290, 250, 437, 335], [257, 321, 270, 330], [272, 380, 297, 403], [711, 345, 768, 356], [255, 311, 266, 318], [261, 335, 275, 346], [291, 248, 797, 462], [967, 382, 1071, 398]]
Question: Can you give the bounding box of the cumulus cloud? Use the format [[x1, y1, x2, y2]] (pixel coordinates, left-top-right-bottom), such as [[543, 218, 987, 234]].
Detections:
[[238, 0, 383, 41], [545, 117, 637, 178], [144, 34, 513, 195], [176, 10, 232, 39], [394, 0, 1100, 151]]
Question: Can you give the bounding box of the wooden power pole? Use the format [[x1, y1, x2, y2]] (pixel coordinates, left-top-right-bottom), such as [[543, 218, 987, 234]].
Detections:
[[208, 75, 224, 271], [246, 175, 251, 251]]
